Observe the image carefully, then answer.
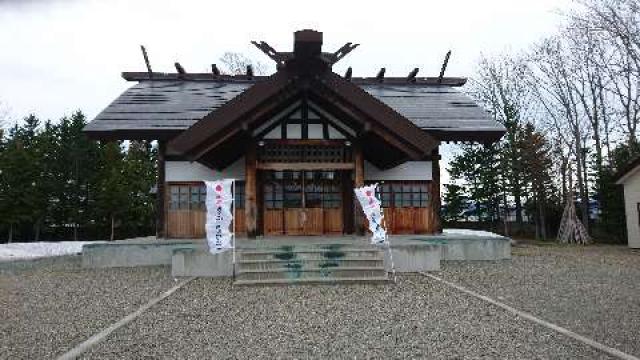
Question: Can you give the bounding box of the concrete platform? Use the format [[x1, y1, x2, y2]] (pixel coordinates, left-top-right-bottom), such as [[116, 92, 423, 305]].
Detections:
[[393, 230, 511, 261], [82, 230, 511, 278], [171, 247, 232, 277], [82, 239, 198, 268]]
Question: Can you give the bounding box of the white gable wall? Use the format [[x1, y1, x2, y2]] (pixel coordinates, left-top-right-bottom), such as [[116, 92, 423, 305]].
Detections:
[[166, 158, 432, 182], [166, 158, 245, 182], [620, 166, 640, 248], [364, 161, 432, 181]]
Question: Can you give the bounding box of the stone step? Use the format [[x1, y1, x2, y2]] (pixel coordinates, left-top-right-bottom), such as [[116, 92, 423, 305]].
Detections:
[[235, 267, 387, 281], [234, 276, 390, 286], [237, 258, 383, 271], [238, 249, 383, 262]]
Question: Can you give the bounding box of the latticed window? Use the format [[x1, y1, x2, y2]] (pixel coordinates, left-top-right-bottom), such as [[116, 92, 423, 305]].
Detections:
[[169, 182, 245, 210], [170, 184, 205, 210], [367, 181, 430, 208], [259, 143, 352, 163]]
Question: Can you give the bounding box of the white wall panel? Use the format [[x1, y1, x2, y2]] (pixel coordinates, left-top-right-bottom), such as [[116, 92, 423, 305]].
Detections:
[[364, 161, 432, 181], [622, 168, 640, 248], [166, 157, 245, 182]]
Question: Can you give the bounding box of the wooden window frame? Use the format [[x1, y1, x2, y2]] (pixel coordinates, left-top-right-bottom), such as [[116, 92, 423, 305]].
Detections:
[[168, 181, 245, 211], [367, 180, 430, 209]]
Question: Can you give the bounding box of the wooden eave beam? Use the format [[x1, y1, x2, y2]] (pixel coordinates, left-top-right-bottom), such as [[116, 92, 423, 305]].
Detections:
[[308, 87, 424, 160], [317, 72, 439, 156], [181, 83, 302, 161], [168, 71, 292, 156]]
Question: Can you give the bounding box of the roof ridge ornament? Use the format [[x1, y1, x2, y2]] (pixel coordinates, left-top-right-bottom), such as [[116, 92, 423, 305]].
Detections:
[[251, 30, 359, 69]]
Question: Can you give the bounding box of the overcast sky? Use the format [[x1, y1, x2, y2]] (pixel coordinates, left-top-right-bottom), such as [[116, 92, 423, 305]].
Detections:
[[0, 0, 573, 184]]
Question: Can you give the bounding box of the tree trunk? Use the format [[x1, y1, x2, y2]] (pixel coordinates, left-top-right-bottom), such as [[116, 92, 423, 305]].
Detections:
[[539, 196, 547, 241], [561, 159, 567, 206], [514, 188, 523, 235], [575, 145, 590, 234], [8, 224, 13, 243], [34, 219, 41, 242], [533, 193, 540, 240], [110, 215, 115, 241], [502, 187, 509, 237]]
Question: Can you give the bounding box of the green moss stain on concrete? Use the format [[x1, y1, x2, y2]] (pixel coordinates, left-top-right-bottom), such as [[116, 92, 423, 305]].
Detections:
[[323, 250, 345, 259], [319, 262, 339, 268], [274, 246, 296, 261]]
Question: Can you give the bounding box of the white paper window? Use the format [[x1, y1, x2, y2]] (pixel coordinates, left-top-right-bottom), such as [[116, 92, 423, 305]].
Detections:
[[286, 123, 302, 139]]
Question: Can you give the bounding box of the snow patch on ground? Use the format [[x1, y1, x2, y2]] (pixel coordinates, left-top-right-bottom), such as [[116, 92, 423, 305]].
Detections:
[[443, 229, 505, 238], [0, 241, 104, 261]]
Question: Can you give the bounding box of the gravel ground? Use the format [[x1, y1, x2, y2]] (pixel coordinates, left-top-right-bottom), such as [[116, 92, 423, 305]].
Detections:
[[83, 275, 612, 359], [0, 256, 175, 359], [439, 244, 640, 358], [2, 244, 637, 359]]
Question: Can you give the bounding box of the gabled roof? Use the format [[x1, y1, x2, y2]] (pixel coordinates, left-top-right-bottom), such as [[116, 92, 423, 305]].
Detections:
[[614, 156, 640, 185], [84, 80, 252, 140], [168, 67, 439, 168], [84, 29, 506, 165], [84, 76, 503, 142]]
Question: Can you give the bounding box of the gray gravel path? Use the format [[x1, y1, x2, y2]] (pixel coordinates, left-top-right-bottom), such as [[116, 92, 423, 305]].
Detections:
[[83, 275, 612, 359], [0, 256, 175, 360], [439, 244, 640, 358]]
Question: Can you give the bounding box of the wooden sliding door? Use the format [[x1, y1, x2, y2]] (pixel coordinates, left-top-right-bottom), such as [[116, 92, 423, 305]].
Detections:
[[262, 170, 343, 235]]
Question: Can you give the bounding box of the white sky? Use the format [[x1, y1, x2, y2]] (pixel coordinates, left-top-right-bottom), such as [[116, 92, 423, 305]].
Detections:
[[0, 0, 572, 185]]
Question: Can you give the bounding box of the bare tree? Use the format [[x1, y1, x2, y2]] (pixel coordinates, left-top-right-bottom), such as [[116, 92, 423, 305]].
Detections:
[[528, 37, 592, 232], [575, 0, 640, 153], [219, 52, 268, 75], [0, 101, 11, 139]]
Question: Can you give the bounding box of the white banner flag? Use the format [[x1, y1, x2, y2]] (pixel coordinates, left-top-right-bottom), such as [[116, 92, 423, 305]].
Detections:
[[205, 180, 234, 253], [354, 184, 387, 245]]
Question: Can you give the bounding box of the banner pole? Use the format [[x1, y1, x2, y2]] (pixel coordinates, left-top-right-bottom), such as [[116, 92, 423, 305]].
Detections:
[[232, 179, 236, 280], [379, 193, 396, 284]]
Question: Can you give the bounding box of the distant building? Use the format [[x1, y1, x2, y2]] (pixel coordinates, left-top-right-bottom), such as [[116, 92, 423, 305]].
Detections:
[[614, 156, 640, 248], [84, 30, 505, 239]]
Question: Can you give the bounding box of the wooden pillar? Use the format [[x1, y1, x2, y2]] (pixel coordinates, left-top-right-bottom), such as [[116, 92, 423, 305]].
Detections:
[[341, 170, 354, 234], [156, 140, 167, 239], [354, 141, 365, 235], [430, 146, 442, 234], [245, 143, 258, 238]]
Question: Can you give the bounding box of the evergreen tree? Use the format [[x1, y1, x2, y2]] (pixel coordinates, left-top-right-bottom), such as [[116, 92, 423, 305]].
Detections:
[[520, 123, 554, 240], [442, 184, 469, 223], [50, 111, 101, 240], [0, 116, 43, 242], [449, 143, 503, 226], [120, 140, 157, 237], [94, 141, 128, 241], [595, 140, 638, 243]]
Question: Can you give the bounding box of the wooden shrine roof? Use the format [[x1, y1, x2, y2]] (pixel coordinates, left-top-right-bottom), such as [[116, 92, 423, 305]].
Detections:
[[84, 74, 504, 142]]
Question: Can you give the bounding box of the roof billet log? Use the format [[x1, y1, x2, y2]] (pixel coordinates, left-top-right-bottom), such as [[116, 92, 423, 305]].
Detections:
[[211, 64, 220, 76], [174, 62, 186, 78], [121, 72, 467, 86], [438, 50, 452, 84], [140, 45, 153, 77], [407, 68, 419, 82], [375, 68, 386, 82], [344, 67, 353, 81]]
